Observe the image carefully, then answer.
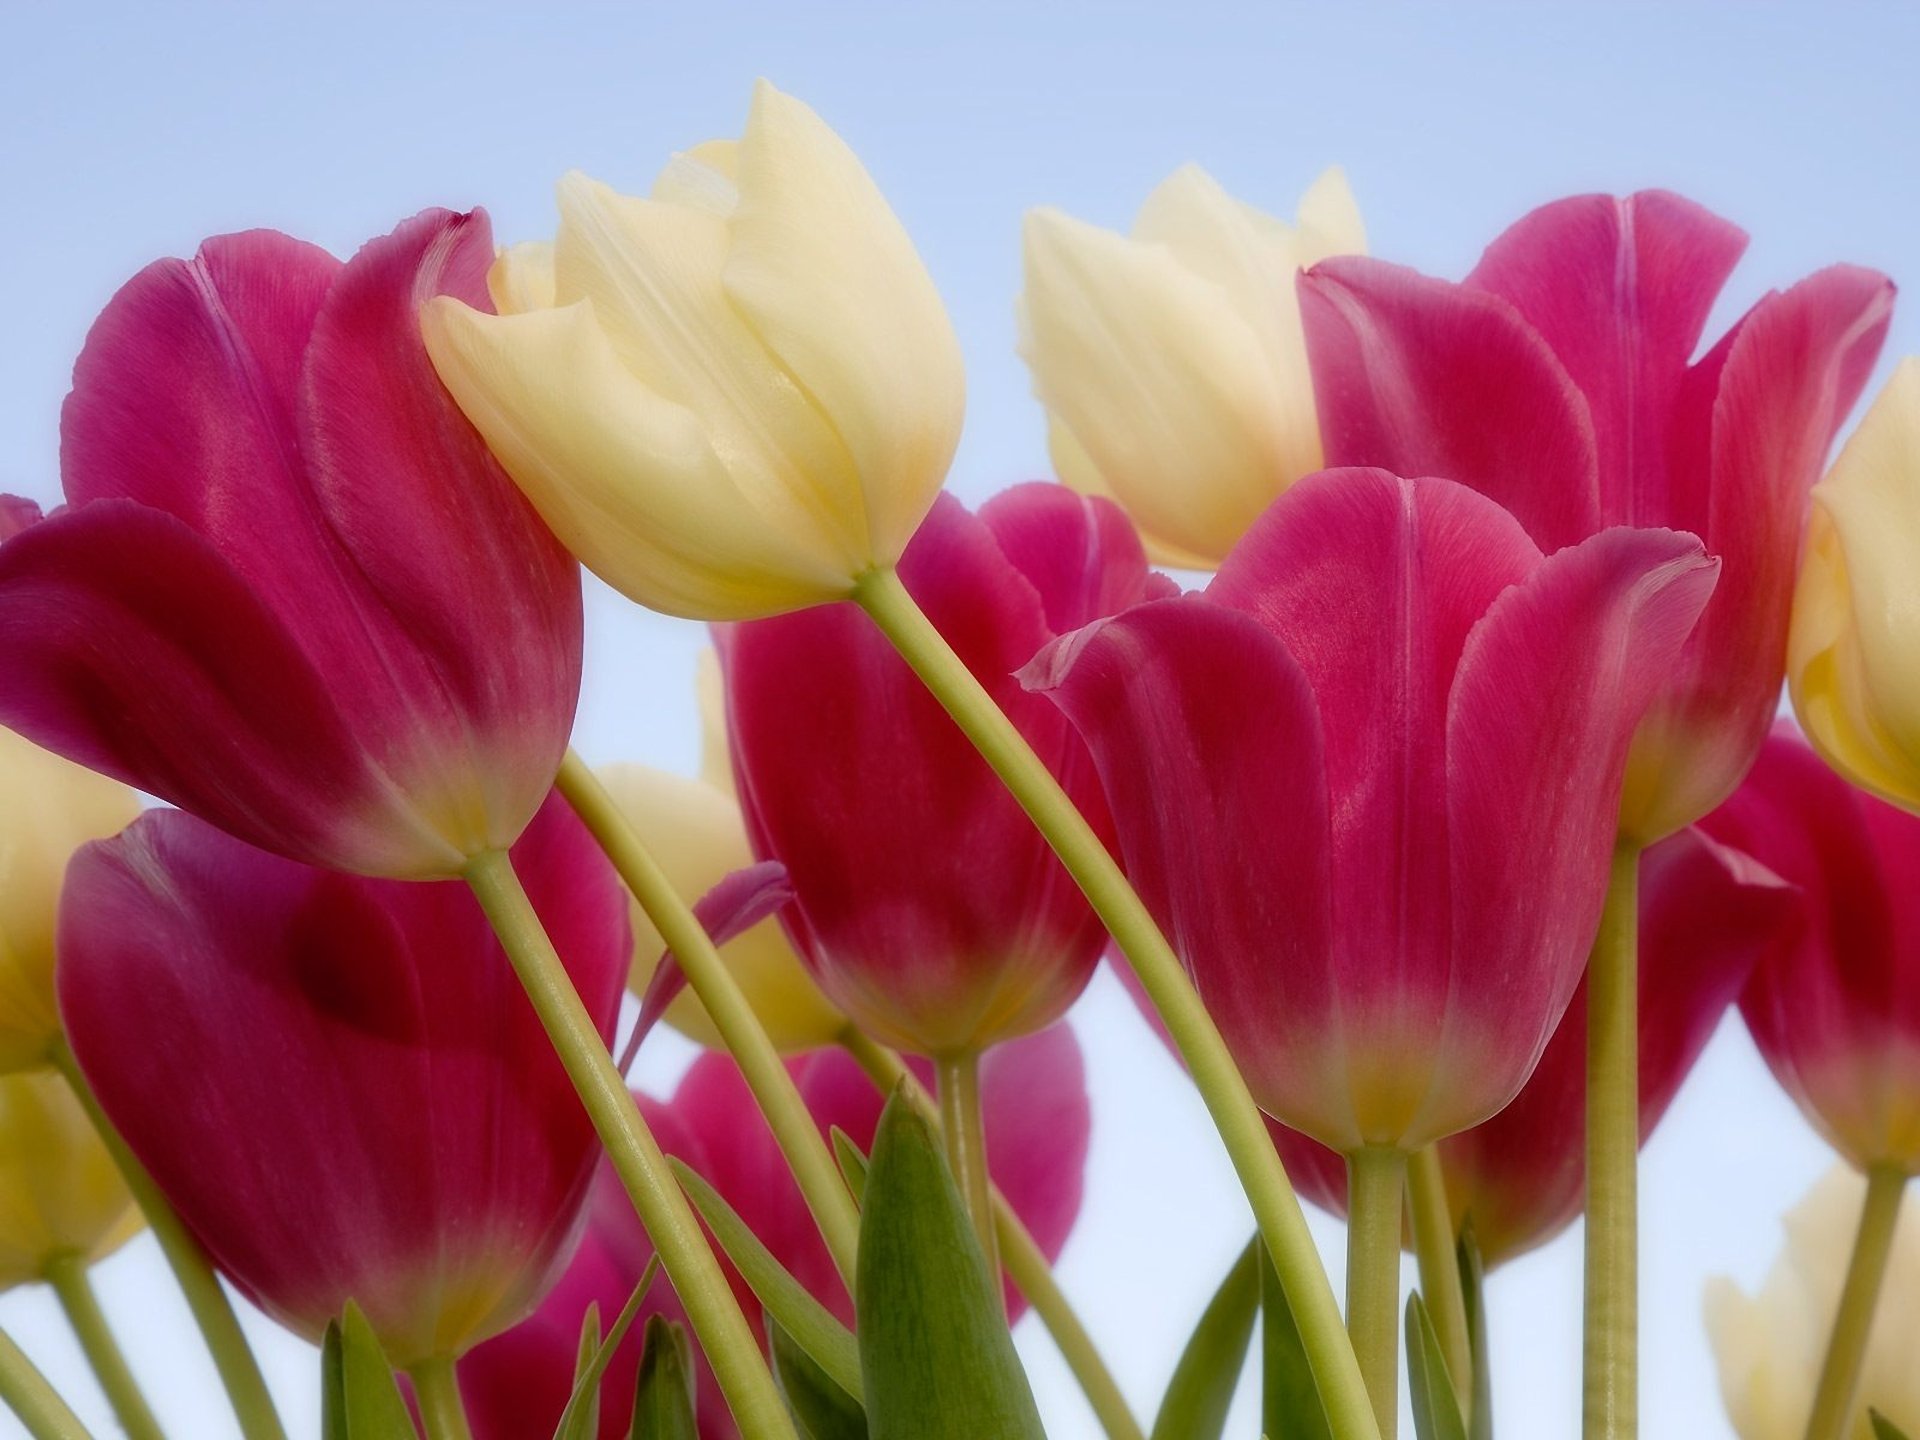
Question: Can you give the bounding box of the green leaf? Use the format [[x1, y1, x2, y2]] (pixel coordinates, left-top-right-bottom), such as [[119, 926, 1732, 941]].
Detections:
[[1872, 1412, 1915, 1440], [554, 1256, 661, 1440], [1406, 1294, 1468, 1440], [855, 1085, 1045, 1440], [772, 1317, 870, 1440], [324, 1302, 417, 1440], [1150, 1238, 1259, 1440], [671, 1158, 862, 1399], [630, 1316, 698, 1440], [831, 1126, 869, 1206], [1457, 1225, 1492, 1440], [320, 1322, 346, 1440], [1259, 1243, 1331, 1440]]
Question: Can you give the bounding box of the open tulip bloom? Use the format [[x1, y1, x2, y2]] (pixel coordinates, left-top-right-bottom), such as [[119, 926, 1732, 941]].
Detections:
[[0, 76, 1914, 1440]]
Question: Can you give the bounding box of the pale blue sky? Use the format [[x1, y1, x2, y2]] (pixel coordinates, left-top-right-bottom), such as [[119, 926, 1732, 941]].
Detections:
[[2, 4, 1916, 1436]]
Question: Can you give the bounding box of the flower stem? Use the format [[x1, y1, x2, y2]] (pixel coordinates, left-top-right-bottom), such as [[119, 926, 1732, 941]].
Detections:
[[1347, 1147, 1406, 1440], [838, 1029, 1146, 1440], [48, 1042, 285, 1440], [462, 849, 795, 1440], [1804, 1164, 1908, 1440], [935, 1051, 1000, 1304], [0, 1330, 93, 1440], [1584, 842, 1642, 1440], [43, 1253, 165, 1440], [555, 750, 862, 1285], [1405, 1145, 1471, 1419], [854, 565, 1378, 1440], [408, 1357, 474, 1440]]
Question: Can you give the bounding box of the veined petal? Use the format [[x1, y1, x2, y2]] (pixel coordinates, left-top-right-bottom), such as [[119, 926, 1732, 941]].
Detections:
[[651, 139, 741, 216], [978, 482, 1158, 634], [489, 242, 557, 315]]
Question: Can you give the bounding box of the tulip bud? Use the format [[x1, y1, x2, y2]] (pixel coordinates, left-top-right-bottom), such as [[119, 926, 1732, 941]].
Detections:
[[1020, 165, 1363, 568], [422, 81, 965, 622], [1790, 359, 1920, 813], [1706, 1164, 1920, 1439], [0, 1070, 140, 1291], [0, 727, 138, 1073]]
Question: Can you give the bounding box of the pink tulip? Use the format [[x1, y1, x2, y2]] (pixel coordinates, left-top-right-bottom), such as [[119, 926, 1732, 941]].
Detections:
[[721, 483, 1164, 1056], [56, 793, 628, 1366], [1264, 826, 1788, 1264], [1299, 192, 1893, 842], [1028, 468, 1716, 1153], [459, 1026, 1090, 1439], [0, 210, 581, 880], [1701, 724, 1920, 1173]]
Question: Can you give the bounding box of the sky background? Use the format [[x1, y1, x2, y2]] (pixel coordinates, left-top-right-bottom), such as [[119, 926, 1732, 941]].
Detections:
[[2, 3, 1917, 1436]]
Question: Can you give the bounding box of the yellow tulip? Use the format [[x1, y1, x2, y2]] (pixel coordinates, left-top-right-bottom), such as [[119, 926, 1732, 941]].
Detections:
[[0, 1069, 139, 1289], [1790, 359, 1920, 813], [423, 81, 965, 621], [0, 727, 139, 1073], [1019, 164, 1364, 568], [1706, 1164, 1920, 1440]]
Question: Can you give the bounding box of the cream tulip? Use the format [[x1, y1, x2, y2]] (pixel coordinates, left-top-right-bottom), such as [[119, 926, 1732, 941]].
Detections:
[[1019, 164, 1364, 567], [423, 82, 965, 621], [0, 1070, 139, 1289]]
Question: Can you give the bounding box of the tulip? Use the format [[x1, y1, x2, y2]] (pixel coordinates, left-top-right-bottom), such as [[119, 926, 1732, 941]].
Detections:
[[1790, 359, 1920, 814], [422, 81, 965, 622], [1299, 190, 1892, 842], [0, 210, 581, 880], [1707, 1164, 1920, 1440], [55, 793, 628, 1371], [1020, 164, 1364, 568], [0, 726, 138, 1073], [459, 1025, 1089, 1440], [0, 1070, 139, 1293]]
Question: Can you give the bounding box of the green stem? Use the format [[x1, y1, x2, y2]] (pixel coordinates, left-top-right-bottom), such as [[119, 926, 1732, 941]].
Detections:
[[462, 849, 796, 1440], [556, 751, 862, 1285], [1405, 1146, 1471, 1419], [1584, 842, 1641, 1440], [853, 566, 1378, 1440], [0, 1330, 93, 1440], [48, 1042, 285, 1440], [43, 1253, 165, 1440], [839, 1030, 1146, 1440], [935, 1051, 1000, 1304], [1347, 1147, 1406, 1440], [408, 1356, 474, 1440], [1804, 1165, 1908, 1440]]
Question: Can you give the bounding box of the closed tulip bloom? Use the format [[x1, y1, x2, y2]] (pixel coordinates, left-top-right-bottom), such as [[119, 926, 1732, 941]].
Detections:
[[0, 726, 138, 1073], [1028, 468, 1716, 1152], [0, 211, 581, 880], [0, 1070, 140, 1291], [723, 483, 1158, 1056], [1021, 165, 1364, 568], [56, 795, 628, 1366], [1791, 359, 1920, 813], [460, 1025, 1089, 1440], [422, 81, 965, 622], [1707, 1164, 1920, 1440], [1300, 192, 1892, 842]]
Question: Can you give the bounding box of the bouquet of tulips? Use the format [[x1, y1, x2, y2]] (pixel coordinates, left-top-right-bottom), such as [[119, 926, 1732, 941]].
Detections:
[[2, 78, 1917, 1440]]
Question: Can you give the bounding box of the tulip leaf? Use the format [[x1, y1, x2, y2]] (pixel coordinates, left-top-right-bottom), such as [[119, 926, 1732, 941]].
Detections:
[[1150, 1237, 1259, 1440], [554, 1256, 662, 1440], [1872, 1413, 1915, 1440], [855, 1085, 1045, 1440], [1260, 1242, 1331, 1440], [772, 1317, 870, 1440], [320, 1321, 346, 1440], [1457, 1226, 1492, 1440], [831, 1126, 869, 1206], [321, 1302, 417, 1440], [630, 1316, 698, 1440], [1406, 1293, 1468, 1440], [671, 1158, 862, 1398]]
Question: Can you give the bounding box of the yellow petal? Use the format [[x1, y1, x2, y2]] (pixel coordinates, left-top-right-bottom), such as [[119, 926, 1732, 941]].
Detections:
[[651, 139, 741, 215], [0, 1071, 139, 1290], [1294, 164, 1368, 262], [488, 241, 557, 316]]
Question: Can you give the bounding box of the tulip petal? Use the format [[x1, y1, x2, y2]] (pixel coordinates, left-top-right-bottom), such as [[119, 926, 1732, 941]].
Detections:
[[977, 483, 1161, 634], [0, 497, 40, 541]]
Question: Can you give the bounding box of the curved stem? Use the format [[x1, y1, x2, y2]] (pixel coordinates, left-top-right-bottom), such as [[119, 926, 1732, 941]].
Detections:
[[1804, 1165, 1908, 1440], [0, 1330, 93, 1440], [48, 1042, 285, 1440], [43, 1253, 165, 1440], [556, 751, 861, 1285], [839, 1029, 1146, 1440], [408, 1356, 474, 1440], [936, 1051, 1000, 1304], [1347, 1147, 1406, 1440], [1584, 842, 1641, 1440], [463, 849, 795, 1440], [854, 565, 1378, 1440], [1405, 1146, 1471, 1418]]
